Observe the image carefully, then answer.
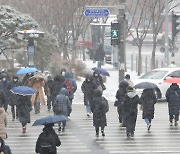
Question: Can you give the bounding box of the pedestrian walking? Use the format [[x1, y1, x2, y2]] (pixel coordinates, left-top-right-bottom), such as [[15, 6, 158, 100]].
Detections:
[[17, 95, 32, 133], [0, 74, 10, 111], [92, 72, 106, 93], [9, 76, 22, 120], [165, 83, 180, 126], [64, 71, 77, 117], [0, 137, 12, 154], [53, 88, 71, 132], [81, 74, 94, 117], [91, 89, 109, 137], [51, 75, 66, 108], [124, 74, 134, 87], [123, 86, 141, 138], [0, 90, 7, 112], [115, 80, 129, 127], [34, 90, 40, 114], [35, 123, 61, 154], [45, 76, 53, 111], [0, 106, 7, 139], [140, 88, 157, 131], [94, 43, 105, 68]]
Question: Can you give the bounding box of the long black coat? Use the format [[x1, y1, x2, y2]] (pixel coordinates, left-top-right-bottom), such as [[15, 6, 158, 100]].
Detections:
[[9, 79, 22, 106], [36, 125, 61, 154], [140, 89, 157, 119], [92, 90, 108, 128], [17, 95, 31, 125], [165, 84, 180, 116], [81, 77, 95, 105], [124, 92, 141, 133]]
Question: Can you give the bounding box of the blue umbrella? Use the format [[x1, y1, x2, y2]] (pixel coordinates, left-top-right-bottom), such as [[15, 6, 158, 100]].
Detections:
[[16, 67, 38, 75], [32, 115, 68, 126], [92, 67, 110, 76], [10, 86, 36, 96]]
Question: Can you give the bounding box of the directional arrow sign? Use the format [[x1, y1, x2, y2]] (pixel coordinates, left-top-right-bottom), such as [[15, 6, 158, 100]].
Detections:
[[84, 8, 110, 17]]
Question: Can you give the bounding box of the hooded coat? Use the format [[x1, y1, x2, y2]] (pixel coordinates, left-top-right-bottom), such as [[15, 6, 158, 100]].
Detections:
[[165, 84, 180, 116], [53, 88, 71, 116], [0, 137, 12, 154], [17, 95, 31, 125], [0, 107, 7, 139], [35, 124, 61, 154], [140, 89, 157, 119], [92, 90, 108, 128], [64, 72, 77, 99], [81, 75, 95, 106], [124, 91, 141, 133]]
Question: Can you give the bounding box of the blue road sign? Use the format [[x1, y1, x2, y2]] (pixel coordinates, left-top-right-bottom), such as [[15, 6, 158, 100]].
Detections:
[[84, 8, 110, 17]]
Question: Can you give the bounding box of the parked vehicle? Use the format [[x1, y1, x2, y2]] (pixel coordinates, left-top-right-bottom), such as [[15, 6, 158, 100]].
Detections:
[[133, 67, 180, 100], [126, 29, 163, 45]]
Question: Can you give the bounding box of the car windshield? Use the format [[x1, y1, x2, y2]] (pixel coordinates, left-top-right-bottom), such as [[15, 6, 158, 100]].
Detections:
[[139, 70, 168, 79]]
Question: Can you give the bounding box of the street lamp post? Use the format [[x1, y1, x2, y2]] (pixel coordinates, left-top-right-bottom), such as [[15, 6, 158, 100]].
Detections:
[[18, 30, 45, 67]]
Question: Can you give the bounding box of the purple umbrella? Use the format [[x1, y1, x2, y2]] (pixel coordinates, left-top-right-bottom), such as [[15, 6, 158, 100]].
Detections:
[[92, 67, 110, 76]]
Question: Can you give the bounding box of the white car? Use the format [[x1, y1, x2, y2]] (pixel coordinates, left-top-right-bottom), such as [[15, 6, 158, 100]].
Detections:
[[126, 29, 163, 45], [133, 67, 180, 100]]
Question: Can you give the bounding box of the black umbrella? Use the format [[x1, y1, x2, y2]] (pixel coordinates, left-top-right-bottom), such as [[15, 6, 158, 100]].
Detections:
[[134, 82, 158, 89]]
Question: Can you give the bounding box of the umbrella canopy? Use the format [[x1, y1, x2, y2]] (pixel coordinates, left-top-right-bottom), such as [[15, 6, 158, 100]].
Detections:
[[92, 67, 110, 76], [16, 67, 38, 75], [28, 74, 45, 80], [10, 86, 36, 96], [164, 77, 180, 84], [134, 82, 158, 89], [32, 115, 68, 126]]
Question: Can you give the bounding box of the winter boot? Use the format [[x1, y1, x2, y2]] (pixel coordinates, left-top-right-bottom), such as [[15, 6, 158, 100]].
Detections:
[[131, 132, 134, 137], [96, 132, 99, 137], [127, 133, 130, 139], [22, 126, 26, 133], [101, 130, 105, 137], [58, 127, 61, 132]]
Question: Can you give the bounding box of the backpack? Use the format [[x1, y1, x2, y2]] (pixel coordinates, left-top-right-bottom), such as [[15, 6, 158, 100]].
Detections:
[[53, 96, 65, 114], [40, 133, 54, 153], [101, 97, 109, 113], [65, 79, 73, 93]]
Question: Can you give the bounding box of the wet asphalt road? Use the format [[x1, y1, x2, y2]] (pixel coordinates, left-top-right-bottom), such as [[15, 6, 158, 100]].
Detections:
[[5, 100, 180, 154]]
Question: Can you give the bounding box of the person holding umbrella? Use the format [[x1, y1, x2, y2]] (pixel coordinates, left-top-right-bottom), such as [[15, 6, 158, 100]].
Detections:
[[17, 95, 32, 133], [165, 83, 180, 126], [35, 123, 61, 154], [10, 86, 36, 133], [9, 75, 22, 120], [140, 88, 157, 131]]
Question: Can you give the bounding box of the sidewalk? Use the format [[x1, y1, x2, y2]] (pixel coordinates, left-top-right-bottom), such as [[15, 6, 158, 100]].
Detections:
[[74, 59, 139, 103]]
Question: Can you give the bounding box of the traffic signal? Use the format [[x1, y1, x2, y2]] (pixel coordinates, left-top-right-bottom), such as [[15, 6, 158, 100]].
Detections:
[[172, 12, 180, 42], [111, 22, 119, 45]]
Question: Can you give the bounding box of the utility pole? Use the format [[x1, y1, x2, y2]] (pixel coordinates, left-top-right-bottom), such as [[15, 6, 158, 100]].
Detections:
[[164, 0, 169, 66], [118, 0, 126, 83]]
